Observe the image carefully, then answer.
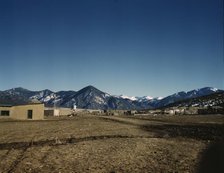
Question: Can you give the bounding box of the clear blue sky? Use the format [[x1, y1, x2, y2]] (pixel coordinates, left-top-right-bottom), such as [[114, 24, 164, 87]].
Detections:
[[0, 0, 223, 97]]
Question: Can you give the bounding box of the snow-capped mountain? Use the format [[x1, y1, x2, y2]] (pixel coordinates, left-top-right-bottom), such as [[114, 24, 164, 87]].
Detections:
[[63, 85, 110, 109], [118, 95, 164, 102], [162, 91, 224, 108], [118, 95, 155, 102], [118, 95, 138, 101], [153, 87, 222, 108], [30, 89, 54, 102], [136, 96, 154, 102], [0, 86, 223, 110]]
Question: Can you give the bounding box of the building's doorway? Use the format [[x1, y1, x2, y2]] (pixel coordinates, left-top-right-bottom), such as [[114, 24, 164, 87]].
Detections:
[[27, 110, 33, 119]]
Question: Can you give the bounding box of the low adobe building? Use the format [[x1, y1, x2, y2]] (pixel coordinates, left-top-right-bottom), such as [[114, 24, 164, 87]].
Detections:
[[0, 103, 44, 120], [44, 107, 74, 116]]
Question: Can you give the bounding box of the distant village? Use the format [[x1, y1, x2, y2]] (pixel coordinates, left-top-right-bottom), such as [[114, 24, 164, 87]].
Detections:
[[0, 102, 224, 120]]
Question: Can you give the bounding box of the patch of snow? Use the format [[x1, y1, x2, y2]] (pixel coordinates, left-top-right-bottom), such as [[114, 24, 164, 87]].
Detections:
[[39, 91, 44, 97], [53, 98, 61, 103], [192, 103, 199, 107], [211, 87, 218, 92], [104, 93, 111, 98], [136, 96, 154, 102], [115, 95, 162, 102], [120, 95, 137, 101], [43, 96, 52, 102], [155, 97, 163, 100], [94, 96, 105, 104], [143, 96, 154, 100]]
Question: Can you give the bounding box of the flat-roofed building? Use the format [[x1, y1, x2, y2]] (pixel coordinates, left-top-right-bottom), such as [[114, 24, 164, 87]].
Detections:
[[0, 103, 44, 120]]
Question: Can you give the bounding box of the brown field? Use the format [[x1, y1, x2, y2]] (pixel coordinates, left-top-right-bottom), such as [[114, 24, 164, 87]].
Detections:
[[0, 114, 224, 173]]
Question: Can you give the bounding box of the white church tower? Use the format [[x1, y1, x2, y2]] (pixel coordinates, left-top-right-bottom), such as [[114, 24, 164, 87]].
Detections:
[[73, 103, 77, 110]]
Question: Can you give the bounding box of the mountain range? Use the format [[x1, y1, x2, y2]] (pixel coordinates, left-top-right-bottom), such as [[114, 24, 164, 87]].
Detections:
[[0, 86, 223, 110]]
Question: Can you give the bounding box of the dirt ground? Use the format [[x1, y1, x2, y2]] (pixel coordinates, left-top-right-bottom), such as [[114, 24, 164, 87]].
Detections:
[[0, 114, 224, 173]]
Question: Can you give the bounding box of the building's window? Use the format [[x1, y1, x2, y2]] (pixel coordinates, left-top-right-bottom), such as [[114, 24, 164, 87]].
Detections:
[[1, 110, 10, 116], [27, 110, 33, 119]]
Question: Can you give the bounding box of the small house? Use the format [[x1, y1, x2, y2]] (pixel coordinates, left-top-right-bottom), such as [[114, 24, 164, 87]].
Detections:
[[44, 107, 73, 116], [124, 110, 137, 115], [0, 103, 44, 120]]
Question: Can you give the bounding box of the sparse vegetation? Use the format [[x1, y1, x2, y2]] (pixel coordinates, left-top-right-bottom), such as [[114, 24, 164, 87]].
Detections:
[[0, 115, 223, 172]]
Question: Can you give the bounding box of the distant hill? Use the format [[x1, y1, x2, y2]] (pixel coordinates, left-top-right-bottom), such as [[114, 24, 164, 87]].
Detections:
[[0, 86, 223, 110], [158, 91, 224, 109]]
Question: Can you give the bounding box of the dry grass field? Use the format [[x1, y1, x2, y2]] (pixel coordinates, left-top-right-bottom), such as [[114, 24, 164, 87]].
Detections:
[[0, 114, 224, 173]]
